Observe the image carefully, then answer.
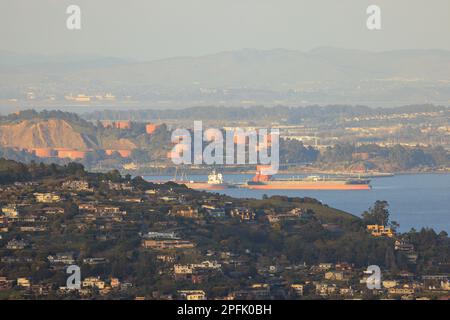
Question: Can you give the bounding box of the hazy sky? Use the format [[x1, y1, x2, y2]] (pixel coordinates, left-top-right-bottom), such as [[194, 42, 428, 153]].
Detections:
[[1, 0, 449, 61]]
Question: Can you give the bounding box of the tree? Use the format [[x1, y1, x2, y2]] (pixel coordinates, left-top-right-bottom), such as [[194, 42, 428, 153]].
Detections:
[[389, 220, 400, 232], [66, 162, 85, 176], [384, 246, 397, 271], [362, 200, 390, 226]]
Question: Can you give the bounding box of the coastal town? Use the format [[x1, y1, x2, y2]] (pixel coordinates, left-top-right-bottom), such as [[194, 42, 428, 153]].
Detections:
[[1, 0, 450, 312], [0, 160, 449, 300]]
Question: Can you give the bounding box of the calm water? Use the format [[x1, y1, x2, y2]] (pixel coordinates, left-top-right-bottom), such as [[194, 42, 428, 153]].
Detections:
[[144, 173, 450, 233]]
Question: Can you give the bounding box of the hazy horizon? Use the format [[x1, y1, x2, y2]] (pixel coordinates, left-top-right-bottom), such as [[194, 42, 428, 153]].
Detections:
[[1, 0, 449, 61], [1, 1, 449, 109], [3, 46, 450, 64]]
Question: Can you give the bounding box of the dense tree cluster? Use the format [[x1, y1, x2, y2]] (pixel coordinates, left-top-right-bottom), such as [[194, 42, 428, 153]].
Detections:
[[86, 104, 448, 124], [318, 143, 449, 170]]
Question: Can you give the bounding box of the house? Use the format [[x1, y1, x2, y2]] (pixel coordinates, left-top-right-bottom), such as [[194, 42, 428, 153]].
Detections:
[[42, 207, 65, 215], [335, 263, 353, 271], [204, 207, 226, 218], [267, 215, 280, 223], [2, 257, 32, 263], [20, 226, 47, 232], [174, 265, 194, 275], [6, 239, 28, 250], [83, 257, 108, 265], [97, 206, 126, 216], [121, 282, 133, 290], [339, 287, 354, 296], [82, 277, 106, 289], [174, 261, 222, 276], [290, 284, 304, 296], [250, 284, 271, 299], [1, 204, 19, 218], [31, 284, 52, 296], [17, 278, 31, 288], [395, 242, 417, 263], [190, 274, 208, 284], [142, 239, 195, 250], [394, 241, 417, 263], [20, 215, 38, 223], [0, 277, 13, 290], [78, 203, 97, 212], [142, 231, 179, 240], [267, 209, 310, 224], [441, 281, 450, 291], [124, 197, 144, 203], [106, 181, 133, 191], [367, 225, 394, 237], [287, 208, 306, 216], [388, 287, 415, 295], [316, 263, 334, 271], [178, 290, 206, 300], [382, 280, 398, 289], [100, 286, 112, 295], [230, 208, 256, 221], [316, 283, 337, 296], [62, 180, 93, 192], [424, 276, 450, 290], [34, 193, 61, 203], [194, 261, 221, 270], [110, 278, 121, 289], [395, 240, 414, 251], [160, 196, 177, 202], [169, 207, 200, 218], [325, 271, 345, 281], [157, 255, 175, 263], [47, 253, 76, 264]]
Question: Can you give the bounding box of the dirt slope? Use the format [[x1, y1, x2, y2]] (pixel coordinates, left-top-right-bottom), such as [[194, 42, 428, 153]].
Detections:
[[0, 119, 96, 150]]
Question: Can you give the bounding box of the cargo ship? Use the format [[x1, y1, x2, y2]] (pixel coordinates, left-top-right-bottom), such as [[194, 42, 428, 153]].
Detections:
[[244, 168, 371, 190], [183, 170, 235, 190]]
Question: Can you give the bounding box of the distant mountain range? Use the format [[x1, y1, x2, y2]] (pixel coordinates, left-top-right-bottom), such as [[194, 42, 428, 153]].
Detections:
[[1, 48, 449, 107]]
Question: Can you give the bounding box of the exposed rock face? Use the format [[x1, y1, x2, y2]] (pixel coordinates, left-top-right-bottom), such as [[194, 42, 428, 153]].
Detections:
[[0, 119, 96, 150], [100, 138, 136, 150]]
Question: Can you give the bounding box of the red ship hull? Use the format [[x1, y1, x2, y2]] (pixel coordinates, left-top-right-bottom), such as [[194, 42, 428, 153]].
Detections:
[[244, 183, 371, 190]]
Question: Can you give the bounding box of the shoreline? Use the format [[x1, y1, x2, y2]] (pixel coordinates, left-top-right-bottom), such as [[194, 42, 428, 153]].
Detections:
[[125, 168, 450, 177]]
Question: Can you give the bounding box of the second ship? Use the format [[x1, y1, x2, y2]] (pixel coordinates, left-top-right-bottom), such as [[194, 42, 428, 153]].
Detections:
[[242, 166, 371, 190]]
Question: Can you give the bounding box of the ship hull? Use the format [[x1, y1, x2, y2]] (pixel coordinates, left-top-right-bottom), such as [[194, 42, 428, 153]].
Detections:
[[185, 183, 231, 190], [244, 182, 371, 190]]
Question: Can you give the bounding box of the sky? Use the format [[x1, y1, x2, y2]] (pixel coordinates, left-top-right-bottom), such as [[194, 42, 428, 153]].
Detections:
[[0, 0, 449, 61]]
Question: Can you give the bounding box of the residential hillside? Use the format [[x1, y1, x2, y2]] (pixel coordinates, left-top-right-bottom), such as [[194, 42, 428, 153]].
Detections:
[[0, 159, 448, 300]]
